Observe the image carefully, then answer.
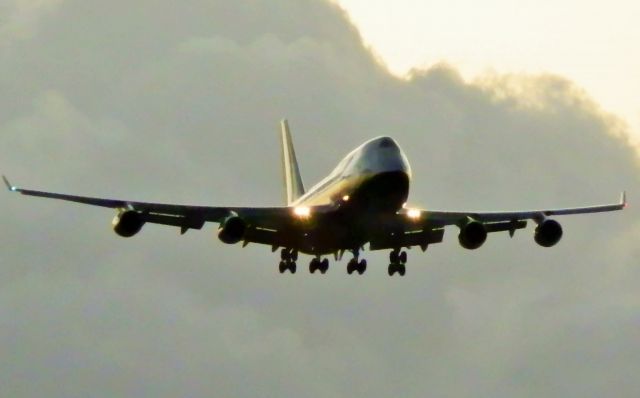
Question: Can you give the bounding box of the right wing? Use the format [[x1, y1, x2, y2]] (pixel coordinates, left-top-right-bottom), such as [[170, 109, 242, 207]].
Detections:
[[370, 192, 626, 251], [405, 191, 627, 227]]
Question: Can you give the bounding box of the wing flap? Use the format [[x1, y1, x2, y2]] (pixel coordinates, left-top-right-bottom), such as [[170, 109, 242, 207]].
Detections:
[[369, 228, 444, 251]]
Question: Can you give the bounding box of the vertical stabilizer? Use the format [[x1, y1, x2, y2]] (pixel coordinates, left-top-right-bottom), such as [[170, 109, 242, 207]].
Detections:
[[280, 119, 305, 205]]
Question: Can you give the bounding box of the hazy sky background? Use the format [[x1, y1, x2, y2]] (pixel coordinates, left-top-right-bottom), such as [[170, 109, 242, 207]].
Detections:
[[336, 0, 640, 141], [1, 1, 639, 397]]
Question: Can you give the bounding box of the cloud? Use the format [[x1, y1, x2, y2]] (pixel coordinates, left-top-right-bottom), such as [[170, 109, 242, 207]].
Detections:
[[1, 1, 638, 397], [0, 0, 64, 44]]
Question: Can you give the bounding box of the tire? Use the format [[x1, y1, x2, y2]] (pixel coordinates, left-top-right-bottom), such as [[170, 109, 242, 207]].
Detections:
[[321, 259, 329, 273], [347, 260, 355, 275], [358, 259, 367, 275], [279, 261, 287, 273], [399, 251, 407, 264], [309, 260, 317, 274], [388, 263, 395, 276]]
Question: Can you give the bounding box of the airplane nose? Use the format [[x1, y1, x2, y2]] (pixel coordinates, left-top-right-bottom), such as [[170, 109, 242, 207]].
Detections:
[[378, 137, 397, 149]]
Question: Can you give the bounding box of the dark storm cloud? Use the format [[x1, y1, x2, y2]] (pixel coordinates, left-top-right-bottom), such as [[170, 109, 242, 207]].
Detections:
[[1, 1, 638, 397]]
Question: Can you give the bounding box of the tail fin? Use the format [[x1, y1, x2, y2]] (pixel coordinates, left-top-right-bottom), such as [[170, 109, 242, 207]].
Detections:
[[280, 119, 305, 205]]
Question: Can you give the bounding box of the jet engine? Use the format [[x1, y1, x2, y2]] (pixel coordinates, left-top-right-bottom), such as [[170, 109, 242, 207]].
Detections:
[[112, 210, 145, 237], [218, 215, 247, 244], [534, 219, 563, 247], [458, 220, 487, 250]]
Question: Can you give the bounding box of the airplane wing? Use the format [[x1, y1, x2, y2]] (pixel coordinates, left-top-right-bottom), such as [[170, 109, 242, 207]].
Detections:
[[402, 191, 626, 227], [2, 175, 327, 243], [369, 192, 626, 251]]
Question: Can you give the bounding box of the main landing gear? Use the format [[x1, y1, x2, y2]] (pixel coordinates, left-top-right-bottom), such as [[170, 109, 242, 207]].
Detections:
[[347, 258, 367, 275], [388, 249, 407, 276], [309, 257, 329, 274], [346, 249, 367, 275], [277, 248, 406, 276], [278, 248, 298, 274], [278, 249, 329, 274]]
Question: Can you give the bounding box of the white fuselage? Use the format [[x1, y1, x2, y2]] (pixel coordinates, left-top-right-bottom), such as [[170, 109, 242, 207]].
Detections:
[[293, 137, 412, 211]]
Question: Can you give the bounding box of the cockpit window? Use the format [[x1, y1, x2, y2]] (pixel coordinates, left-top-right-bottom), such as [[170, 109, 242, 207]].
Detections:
[[379, 138, 394, 148]]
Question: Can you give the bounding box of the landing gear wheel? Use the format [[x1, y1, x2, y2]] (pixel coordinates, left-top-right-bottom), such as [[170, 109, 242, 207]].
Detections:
[[399, 251, 407, 264], [320, 259, 329, 274], [309, 258, 318, 274], [289, 262, 297, 274], [388, 263, 396, 276], [291, 250, 298, 262], [281, 249, 290, 261], [398, 264, 406, 276], [347, 259, 356, 275], [279, 261, 287, 274], [390, 250, 399, 264], [357, 259, 367, 275]]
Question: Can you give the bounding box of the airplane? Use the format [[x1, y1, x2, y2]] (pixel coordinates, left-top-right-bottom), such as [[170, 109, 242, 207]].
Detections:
[[4, 119, 627, 276]]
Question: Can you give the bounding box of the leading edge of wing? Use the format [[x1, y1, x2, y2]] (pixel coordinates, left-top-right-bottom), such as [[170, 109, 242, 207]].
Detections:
[[2, 176, 250, 221], [2, 175, 323, 222], [408, 191, 627, 225]]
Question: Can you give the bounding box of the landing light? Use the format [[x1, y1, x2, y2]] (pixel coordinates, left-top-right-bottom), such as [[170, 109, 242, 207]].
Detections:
[[407, 208, 421, 220], [342, 195, 350, 202], [293, 206, 311, 218]]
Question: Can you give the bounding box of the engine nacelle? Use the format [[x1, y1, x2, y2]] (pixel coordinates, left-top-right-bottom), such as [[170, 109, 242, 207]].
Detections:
[[218, 215, 246, 244], [534, 219, 563, 247], [458, 220, 487, 250], [112, 210, 145, 238]]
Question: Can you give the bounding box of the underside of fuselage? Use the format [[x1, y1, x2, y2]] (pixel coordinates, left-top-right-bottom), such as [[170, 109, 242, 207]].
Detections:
[[294, 170, 410, 255]]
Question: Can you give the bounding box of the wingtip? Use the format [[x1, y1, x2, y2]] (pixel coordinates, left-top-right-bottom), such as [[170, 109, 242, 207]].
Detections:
[[621, 191, 628, 208], [2, 175, 17, 192]]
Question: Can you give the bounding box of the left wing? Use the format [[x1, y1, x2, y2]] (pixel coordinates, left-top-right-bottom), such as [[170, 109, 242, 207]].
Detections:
[[2, 175, 327, 243]]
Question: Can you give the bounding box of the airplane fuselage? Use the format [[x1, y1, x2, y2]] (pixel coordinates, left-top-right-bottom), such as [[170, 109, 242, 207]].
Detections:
[[290, 137, 412, 254], [295, 137, 411, 210]]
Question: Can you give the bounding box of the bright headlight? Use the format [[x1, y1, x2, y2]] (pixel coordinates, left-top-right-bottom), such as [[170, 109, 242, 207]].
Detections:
[[293, 206, 311, 218], [406, 208, 421, 219]]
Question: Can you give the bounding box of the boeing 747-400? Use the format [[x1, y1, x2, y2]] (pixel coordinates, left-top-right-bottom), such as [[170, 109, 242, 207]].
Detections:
[[4, 120, 626, 276]]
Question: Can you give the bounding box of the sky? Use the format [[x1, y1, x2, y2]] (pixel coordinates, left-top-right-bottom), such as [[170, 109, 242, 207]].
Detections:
[[1, 1, 639, 397], [336, 0, 640, 141]]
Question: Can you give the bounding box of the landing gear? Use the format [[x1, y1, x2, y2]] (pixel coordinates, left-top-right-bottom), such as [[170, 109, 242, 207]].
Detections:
[[387, 263, 405, 276], [347, 259, 367, 275], [309, 258, 329, 274], [388, 249, 407, 276], [279, 248, 297, 274], [346, 249, 367, 275]]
